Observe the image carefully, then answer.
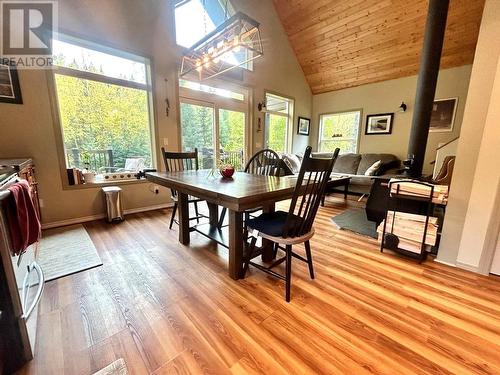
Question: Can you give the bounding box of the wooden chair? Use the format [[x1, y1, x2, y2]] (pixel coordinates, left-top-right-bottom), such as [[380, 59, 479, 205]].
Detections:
[[218, 149, 281, 228], [243, 146, 336, 302], [161, 147, 207, 229]]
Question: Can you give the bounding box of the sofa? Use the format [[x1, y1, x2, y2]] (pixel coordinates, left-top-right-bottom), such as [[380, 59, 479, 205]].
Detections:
[[280, 152, 401, 195]]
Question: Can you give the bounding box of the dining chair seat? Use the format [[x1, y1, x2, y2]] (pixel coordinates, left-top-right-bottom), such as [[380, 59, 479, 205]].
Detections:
[[246, 211, 303, 237], [248, 225, 315, 246]]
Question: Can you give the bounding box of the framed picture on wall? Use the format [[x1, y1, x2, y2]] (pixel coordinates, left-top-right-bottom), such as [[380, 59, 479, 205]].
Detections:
[[0, 62, 22, 105], [297, 116, 310, 135], [429, 97, 458, 132], [365, 113, 394, 135]]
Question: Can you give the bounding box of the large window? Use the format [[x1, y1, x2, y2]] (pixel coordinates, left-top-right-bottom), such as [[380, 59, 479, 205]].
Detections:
[[265, 93, 294, 153], [179, 80, 249, 170], [174, 0, 234, 48], [52, 37, 154, 176], [318, 111, 361, 154]]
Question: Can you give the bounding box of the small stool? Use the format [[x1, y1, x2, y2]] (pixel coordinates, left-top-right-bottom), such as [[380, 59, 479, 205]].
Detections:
[[102, 186, 124, 222]]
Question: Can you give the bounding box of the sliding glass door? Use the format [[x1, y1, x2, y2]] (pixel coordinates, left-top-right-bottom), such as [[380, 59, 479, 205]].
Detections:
[[219, 108, 245, 170], [179, 80, 249, 169], [180, 100, 215, 168]]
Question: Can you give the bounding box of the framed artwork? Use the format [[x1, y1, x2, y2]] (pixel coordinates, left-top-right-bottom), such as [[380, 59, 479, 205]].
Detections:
[[297, 116, 310, 135], [365, 113, 394, 135], [429, 97, 458, 132], [0, 62, 22, 104]]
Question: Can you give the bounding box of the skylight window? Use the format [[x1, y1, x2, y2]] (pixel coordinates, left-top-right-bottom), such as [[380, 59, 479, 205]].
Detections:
[[174, 0, 234, 48]]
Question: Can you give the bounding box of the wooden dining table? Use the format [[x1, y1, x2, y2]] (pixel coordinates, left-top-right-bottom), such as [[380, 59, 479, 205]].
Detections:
[[146, 170, 299, 279]]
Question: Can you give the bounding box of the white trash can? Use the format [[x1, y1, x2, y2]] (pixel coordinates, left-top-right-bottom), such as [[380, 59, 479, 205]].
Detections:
[[102, 186, 124, 222]]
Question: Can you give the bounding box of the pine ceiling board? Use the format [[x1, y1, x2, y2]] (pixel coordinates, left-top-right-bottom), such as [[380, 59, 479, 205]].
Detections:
[[309, 43, 477, 86], [282, 0, 368, 37], [273, 0, 486, 94], [311, 51, 476, 93], [309, 47, 476, 90], [300, 18, 479, 72], [293, 3, 427, 56], [288, 0, 392, 43], [295, 5, 477, 64], [310, 46, 476, 84]]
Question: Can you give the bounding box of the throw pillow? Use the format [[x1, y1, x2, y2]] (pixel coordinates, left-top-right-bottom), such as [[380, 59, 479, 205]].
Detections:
[[281, 153, 302, 174], [364, 160, 382, 176]]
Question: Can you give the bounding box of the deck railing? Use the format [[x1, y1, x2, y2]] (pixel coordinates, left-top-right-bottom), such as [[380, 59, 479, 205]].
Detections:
[[198, 148, 245, 170], [66, 148, 114, 172]]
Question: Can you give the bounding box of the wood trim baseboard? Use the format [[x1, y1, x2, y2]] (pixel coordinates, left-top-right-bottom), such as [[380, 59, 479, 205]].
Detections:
[[433, 258, 457, 268], [41, 203, 174, 229], [456, 260, 480, 273], [123, 203, 174, 215]]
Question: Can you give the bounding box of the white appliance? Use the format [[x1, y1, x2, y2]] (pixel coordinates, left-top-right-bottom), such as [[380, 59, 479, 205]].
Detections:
[[0, 173, 44, 374]]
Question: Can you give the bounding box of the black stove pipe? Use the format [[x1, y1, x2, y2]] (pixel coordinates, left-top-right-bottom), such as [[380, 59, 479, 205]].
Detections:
[[407, 0, 450, 177]]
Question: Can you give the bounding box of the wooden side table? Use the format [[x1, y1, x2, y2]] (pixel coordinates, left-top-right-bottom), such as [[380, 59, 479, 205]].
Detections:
[[321, 176, 351, 206]]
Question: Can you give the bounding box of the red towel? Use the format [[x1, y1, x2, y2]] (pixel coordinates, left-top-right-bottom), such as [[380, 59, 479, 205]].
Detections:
[[6, 180, 41, 256]]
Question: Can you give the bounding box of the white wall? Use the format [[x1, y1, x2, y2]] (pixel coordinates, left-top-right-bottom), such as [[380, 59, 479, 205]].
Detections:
[[312, 65, 472, 174], [454, 56, 500, 273], [438, 0, 500, 268]]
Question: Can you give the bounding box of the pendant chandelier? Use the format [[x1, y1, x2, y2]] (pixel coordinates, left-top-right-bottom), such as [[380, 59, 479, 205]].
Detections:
[[180, 11, 264, 81]]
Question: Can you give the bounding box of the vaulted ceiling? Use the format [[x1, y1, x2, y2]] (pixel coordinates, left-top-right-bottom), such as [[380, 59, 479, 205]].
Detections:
[[273, 0, 485, 94]]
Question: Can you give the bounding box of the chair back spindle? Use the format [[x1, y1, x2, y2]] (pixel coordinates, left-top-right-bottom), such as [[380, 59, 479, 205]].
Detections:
[[244, 149, 281, 176], [161, 147, 199, 198], [283, 147, 338, 238]]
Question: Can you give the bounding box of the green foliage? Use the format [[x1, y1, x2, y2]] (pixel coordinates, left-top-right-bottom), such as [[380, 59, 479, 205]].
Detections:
[[55, 74, 152, 171], [320, 112, 360, 153], [266, 114, 287, 153], [180, 103, 245, 170]]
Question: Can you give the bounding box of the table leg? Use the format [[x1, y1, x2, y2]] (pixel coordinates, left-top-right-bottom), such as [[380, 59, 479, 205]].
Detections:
[[261, 203, 275, 262], [177, 192, 190, 245], [344, 181, 349, 200], [228, 210, 244, 280], [207, 202, 218, 227]]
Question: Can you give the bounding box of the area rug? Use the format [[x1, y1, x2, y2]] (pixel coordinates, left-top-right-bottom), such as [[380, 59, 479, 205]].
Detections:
[[93, 359, 128, 375], [38, 224, 102, 282], [331, 208, 378, 239]]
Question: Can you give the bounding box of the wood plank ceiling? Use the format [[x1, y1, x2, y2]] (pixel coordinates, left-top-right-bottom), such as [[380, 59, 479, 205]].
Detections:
[[273, 0, 485, 94]]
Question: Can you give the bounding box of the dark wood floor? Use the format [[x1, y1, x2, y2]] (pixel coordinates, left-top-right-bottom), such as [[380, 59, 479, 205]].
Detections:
[[19, 195, 500, 374]]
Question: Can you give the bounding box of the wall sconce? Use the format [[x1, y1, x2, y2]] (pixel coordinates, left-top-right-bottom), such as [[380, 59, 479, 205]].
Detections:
[[398, 101, 407, 113], [257, 100, 266, 112]]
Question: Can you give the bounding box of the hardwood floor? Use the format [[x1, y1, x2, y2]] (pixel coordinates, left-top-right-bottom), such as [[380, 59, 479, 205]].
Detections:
[[20, 196, 500, 374]]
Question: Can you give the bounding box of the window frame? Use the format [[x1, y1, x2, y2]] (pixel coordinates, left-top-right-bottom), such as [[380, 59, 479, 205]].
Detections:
[[49, 33, 157, 189], [317, 109, 363, 154], [178, 77, 251, 166], [264, 91, 295, 154]]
